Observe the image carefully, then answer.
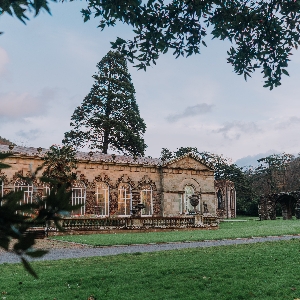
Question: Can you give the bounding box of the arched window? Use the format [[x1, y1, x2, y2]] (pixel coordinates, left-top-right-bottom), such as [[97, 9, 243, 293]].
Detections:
[[14, 179, 33, 204], [117, 183, 131, 216], [217, 189, 223, 209], [140, 185, 153, 216], [184, 185, 195, 214], [95, 182, 109, 216], [71, 181, 86, 215]]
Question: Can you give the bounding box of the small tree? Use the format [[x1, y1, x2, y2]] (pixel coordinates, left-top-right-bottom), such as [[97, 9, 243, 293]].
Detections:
[[42, 145, 77, 188], [255, 153, 294, 194], [0, 149, 79, 278], [63, 51, 147, 157]]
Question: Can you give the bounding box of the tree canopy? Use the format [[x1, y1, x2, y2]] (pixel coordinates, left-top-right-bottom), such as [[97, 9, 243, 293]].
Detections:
[[2, 0, 300, 89], [248, 152, 300, 197], [63, 50, 147, 156]]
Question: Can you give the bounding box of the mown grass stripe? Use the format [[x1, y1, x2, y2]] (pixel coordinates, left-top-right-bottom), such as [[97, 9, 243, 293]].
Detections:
[[1, 239, 300, 299]]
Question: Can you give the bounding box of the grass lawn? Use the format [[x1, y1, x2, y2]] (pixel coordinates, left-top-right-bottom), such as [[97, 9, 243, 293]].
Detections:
[[1, 239, 300, 299], [51, 218, 300, 246], [234, 215, 260, 221]]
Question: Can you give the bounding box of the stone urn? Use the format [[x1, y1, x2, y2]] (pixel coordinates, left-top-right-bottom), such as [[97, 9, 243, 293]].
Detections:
[[189, 194, 200, 213]]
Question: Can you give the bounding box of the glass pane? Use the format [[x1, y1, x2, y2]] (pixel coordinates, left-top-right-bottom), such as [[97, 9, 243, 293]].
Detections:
[[24, 191, 32, 204], [185, 185, 194, 213], [185, 186, 194, 194], [96, 183, 109, 216], [117, 184, 131, 215], [125, 198, 130, 215], [141, 189, 152, 215], [43, 186, 50, 198], [14, 182, 33, 205], [72, 187, 86, 215]]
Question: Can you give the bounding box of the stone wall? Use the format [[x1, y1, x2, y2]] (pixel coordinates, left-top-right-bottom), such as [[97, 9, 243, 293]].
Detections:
[[215, 179, 236, 219], [0, 145, 218, 218], [74, 161, 162, 215]]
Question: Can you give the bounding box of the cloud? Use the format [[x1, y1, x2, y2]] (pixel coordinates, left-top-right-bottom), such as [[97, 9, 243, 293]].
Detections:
[[16, 129, 41, 141], [216, 121, 260, 140], [0, 87, 58, 121], [274, 116, 300, 130], [166, 103, 214, 122]]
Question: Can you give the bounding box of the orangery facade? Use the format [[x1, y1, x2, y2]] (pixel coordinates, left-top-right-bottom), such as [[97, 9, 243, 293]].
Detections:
[[0, 145, 235, 219]]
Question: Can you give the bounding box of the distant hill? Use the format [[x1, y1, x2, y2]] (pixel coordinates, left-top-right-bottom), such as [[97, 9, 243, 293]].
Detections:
[[0, 136, 14, 145]]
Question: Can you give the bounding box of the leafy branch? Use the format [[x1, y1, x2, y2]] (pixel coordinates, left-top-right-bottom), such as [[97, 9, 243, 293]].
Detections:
[[2, 0, 299, 88], [0, 147, 80, 278]]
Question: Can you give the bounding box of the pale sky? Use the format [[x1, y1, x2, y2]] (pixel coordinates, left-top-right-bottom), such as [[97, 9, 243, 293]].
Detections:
[[1, 2, 300, 167]]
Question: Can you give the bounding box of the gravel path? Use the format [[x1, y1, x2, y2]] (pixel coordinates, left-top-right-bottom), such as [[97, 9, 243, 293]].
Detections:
[[1, 235, 300, 264]]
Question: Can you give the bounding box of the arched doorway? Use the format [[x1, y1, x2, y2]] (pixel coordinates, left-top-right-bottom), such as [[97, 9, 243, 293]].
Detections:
[[217, 189, 223, 210]]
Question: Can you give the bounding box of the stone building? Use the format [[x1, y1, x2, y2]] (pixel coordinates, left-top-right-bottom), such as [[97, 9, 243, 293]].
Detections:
[[0, 145, 223, 219], [215, 180, 236, 219]]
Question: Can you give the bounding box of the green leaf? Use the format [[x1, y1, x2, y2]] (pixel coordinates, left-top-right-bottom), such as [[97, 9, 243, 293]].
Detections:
[[25, 249, 48, 258], [282, 69, 289, 76], [21, 257, 38, 279], [0, 162, 11, 169]]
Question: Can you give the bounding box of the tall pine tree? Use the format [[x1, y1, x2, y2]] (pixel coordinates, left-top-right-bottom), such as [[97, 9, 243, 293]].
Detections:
[[63, 51, 147, 156]]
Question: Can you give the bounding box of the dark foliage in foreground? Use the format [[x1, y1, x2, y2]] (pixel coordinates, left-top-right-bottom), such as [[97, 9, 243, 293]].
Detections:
[[2, 1, 299, 89], [0, 148, 80, 277]]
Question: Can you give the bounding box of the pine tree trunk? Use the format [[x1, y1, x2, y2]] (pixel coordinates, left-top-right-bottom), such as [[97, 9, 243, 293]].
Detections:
[[102, 59, 112, 154]]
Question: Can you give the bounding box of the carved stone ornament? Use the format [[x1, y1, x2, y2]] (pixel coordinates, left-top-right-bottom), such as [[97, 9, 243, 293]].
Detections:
[[189, 194, 199, 208]]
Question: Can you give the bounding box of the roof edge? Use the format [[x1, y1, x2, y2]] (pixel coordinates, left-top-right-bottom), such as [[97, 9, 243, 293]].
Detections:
[[162, 152, 214, 170]]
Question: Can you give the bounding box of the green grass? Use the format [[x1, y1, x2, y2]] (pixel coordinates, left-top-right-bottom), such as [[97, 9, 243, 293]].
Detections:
[[234, 215, 260, 220], [51, 218, 300, 246], [1, 239, 300, 299]]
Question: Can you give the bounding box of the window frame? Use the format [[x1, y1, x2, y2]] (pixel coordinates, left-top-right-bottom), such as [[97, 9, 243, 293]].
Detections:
[[184, 185, 196, 214], [117, 183, 132, 216], [71, 181, 86, 216], [140, 185, 153, 216], [42, 184, 50, 208], [14, 179, 33, 205], [95, 182, 110, 216]]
